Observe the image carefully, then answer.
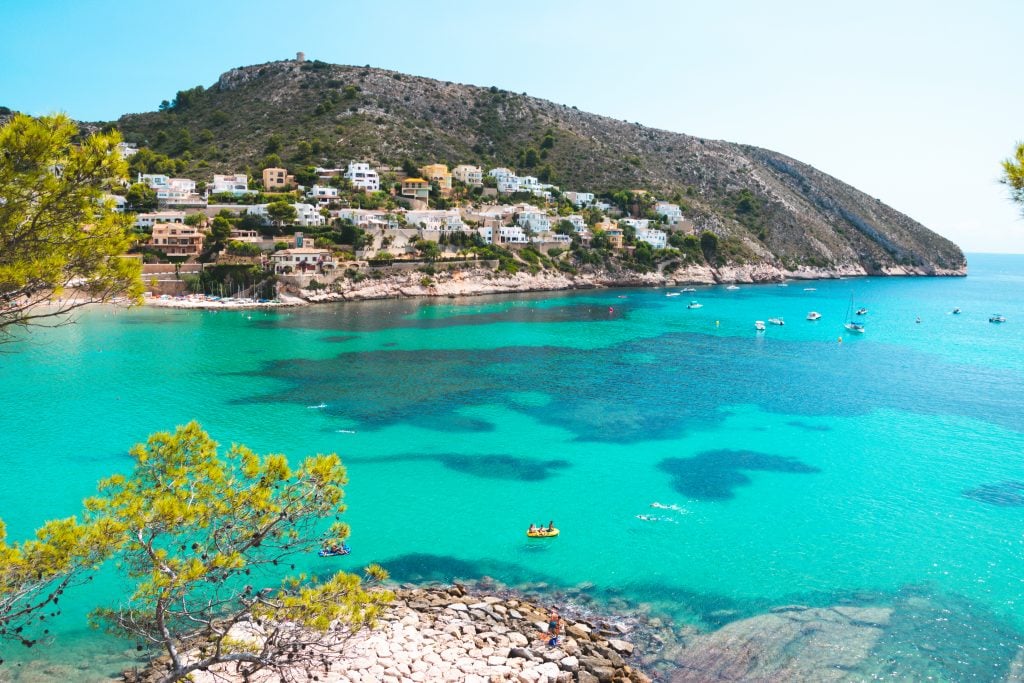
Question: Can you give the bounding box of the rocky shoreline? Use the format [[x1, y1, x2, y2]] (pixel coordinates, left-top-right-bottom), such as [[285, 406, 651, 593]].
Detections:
[[298, 260, 964, 306], [132, 583, 652, 683], [139, 260, 966, 311]]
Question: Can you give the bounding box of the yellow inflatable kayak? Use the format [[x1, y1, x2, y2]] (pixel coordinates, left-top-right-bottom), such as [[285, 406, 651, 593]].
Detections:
[[527, 528, 559, 538]]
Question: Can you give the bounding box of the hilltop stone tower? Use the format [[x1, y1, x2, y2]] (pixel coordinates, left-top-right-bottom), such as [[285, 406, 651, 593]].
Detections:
[[296, 51, 305, 62]]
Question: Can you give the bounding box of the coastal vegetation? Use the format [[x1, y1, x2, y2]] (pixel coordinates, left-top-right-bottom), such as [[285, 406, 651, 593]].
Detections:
[[0, 423, 392, 681], [0, 114, 143, 341], [1002, 141, 1024, 215]]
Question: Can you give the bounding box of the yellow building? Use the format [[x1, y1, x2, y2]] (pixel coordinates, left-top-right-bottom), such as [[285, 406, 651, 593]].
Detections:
[[594, 219, 623, 249], [262, 167, 294, 190], [419, 164, 453, 195], [401, 178, 431, 200]]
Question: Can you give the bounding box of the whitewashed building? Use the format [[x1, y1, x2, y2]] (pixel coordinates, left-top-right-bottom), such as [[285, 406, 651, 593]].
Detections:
[[405, 209, 466, 232], [452, 164, 483, 186], [135, 211, 186, 230], [566, 215, 587, 233], [248, 203, 325, 227], [532, 231, 572, 245], [476, 226, 494, 244], [489, 167, 521, 194], [621, 218, 651, 230], [344, 162, 380, 192], [138, 175, 201, 204], [636, 228, 668, 249], [335, 209, 399, 230], [655, 201, 684, 224], [105, 194, 129, 213], [211, 174, 256, 196], [306, 184, 340, 205], [518, 176, 540, 193], [516, 211, 551, 232], [116, 142, 138, 159], [138, 173, 170, 188], [565, 191, 595, 207], [498, 226, 529, 244]]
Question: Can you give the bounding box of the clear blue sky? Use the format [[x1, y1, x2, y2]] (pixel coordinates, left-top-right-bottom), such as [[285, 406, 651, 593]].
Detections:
[[3, 0, 1022, 253]]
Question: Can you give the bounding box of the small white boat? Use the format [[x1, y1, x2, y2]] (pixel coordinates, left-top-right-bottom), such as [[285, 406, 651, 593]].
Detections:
[[844, 322, 865, 334], [726, 285, 740, 290], [856, 308, 868, 316], [990, 314, 1006, 323], [687, 301, 703, 309], [952, 308, 961, 315], [806, 311, 821, 321], [803, 288, 817, 292], [665, 292, 681, 297], [768, 317, 785, 326], [777, 283, 788, 287], [681, 287, 696, 292], [755, 320, 766, 331]]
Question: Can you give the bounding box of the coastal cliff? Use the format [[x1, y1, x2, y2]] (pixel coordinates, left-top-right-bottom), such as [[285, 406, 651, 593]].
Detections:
[[296, 261, 964, 305], [109, 58, 966, 276]]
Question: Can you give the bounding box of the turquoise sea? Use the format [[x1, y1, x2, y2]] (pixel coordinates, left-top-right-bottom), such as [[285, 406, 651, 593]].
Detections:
[[2, 253, 1024, 680]]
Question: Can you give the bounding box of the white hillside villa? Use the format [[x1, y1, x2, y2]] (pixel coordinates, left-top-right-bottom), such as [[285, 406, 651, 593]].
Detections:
[[655, 201, 684, 224], [248, 203, 325, 227], [344, 162, 380, 192], [636, 228, 668, 249], [307, 184, 340, 205], [135, 211, 186, 230], [620, 218, 650, 230], [405, 209, 467, 232], [489, 167, 520, 194], [497, 226, 529, 244], [565, 191, 595, 207], [566, 215, 587, 233], [516, 211, 551, 232], [211, 174, 256, 196]]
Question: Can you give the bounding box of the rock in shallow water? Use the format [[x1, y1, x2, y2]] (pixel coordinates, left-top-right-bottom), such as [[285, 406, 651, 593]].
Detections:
[[670, 606, 892, 682]]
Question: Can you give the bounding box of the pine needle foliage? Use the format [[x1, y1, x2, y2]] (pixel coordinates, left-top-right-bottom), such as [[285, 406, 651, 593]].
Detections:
[[84, 422, 392, 683]]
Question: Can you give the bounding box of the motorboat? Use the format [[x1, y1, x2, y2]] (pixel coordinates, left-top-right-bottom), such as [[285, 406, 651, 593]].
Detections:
[[687, 301, 703, 309], [755, 320, 766, 331], [990, 314, 1007, 323], [681, 287, 696, 292], [844, 321, 865, 334], [665, 292, 680, 297], [768, 317, 785, 326], [856, 308, 868, 316], [806, 311, 821, 321], [726, 285, 740, 290], [952, 308, 961, 315]]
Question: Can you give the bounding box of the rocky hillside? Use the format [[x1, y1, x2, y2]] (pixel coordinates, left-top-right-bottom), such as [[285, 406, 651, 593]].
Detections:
[[108, 58, 965, 275]]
